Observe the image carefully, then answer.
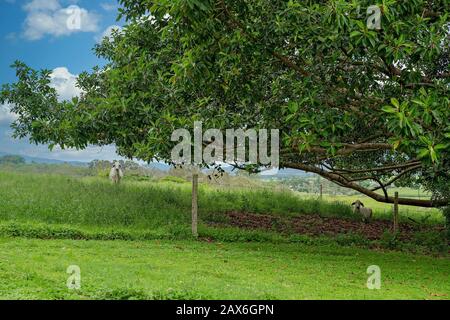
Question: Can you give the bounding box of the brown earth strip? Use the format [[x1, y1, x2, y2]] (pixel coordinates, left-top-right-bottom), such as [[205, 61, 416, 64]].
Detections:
[[208, 211, 445, 241]]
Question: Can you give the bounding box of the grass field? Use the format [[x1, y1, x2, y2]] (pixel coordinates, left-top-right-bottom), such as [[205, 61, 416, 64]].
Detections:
[[0, 169, 448, 300], [0, 170, 362, 233], [0, 238, 449, 300], [0, 170, 444, 228]]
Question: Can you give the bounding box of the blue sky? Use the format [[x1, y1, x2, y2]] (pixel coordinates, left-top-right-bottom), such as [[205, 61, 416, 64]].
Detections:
[[0, 0, 124, 162]]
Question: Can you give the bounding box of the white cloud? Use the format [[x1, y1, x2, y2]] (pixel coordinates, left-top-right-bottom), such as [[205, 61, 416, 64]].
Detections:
[[22, 0, 100, 40], [96, 24, 122, 42], [0, 104, 17, 125], [0, 66, 81, 127], [49, 67, 82, 101], [100, 2, 118, 12], [0, 126, 121, 161], [23, 0, 60, 11], [48, 145, 122, 161], [0, 66, 120, 162]]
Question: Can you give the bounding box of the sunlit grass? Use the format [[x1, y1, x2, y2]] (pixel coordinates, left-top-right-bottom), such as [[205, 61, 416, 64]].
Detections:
[[0, 170, 444, 232], [0, 170, 448, 300], [0, 238, 448, 300], [0, 170, 353, 230]]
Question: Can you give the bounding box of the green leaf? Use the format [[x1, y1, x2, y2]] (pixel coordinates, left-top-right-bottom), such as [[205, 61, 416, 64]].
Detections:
[[390, 98, 400, 108], [429, 147, 437, 163], [392, 140, 401, 150], [382, 106, 397, 113], [417, 148, 429, 159], [434, 144, 448, 151], [288, 101, 298, 113]]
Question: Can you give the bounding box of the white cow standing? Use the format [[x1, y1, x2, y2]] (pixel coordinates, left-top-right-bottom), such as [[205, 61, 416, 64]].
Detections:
[[109, 161, 124, 184]]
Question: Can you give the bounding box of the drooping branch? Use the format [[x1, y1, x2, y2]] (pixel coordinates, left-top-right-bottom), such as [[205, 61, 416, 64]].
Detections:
[[306, 143, 393, 156], [281, 142, 394, 159], [331, 160, 421, 174], [371, 164, 422, 192], [372, 176, 389, 200], [282, 161, 447, 207]]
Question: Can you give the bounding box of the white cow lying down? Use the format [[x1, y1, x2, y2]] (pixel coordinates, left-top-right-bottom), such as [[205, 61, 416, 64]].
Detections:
[[351, 200, 373, 223], [109, 161, 124, 184]]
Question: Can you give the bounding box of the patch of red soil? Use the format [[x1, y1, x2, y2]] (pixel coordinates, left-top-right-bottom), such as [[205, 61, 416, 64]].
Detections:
[[211, 211, 444, 241]]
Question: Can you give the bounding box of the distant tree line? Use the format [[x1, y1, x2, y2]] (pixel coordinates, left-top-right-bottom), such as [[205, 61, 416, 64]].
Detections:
[[278, 176, 374, 196], [0, 155, 25, 165]]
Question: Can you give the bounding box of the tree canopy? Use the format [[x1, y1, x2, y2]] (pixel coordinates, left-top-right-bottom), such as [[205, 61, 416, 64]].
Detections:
[[1, 0, 449, 208]]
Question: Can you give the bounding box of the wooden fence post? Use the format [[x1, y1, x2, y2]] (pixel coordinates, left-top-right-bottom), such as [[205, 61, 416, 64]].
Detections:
[[320, 184, 323, 200], [192, 173, 199, 238], [393, 191, 399, 233]]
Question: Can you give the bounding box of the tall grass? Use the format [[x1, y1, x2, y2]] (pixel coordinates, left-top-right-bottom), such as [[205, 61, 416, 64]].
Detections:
[[0, 170, 447, 253], [296, 192, 444, 224], [0, 171, 355, 230], [1, 170, 445, 229]]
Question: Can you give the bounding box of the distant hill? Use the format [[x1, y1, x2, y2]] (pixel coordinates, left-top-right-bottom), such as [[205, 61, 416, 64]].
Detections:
[[145, 162, 171, 171], [253, 168, 311, 179], [0, 152, 88, 166], [202, 164, 310, 178], [267, 168, 311, 178], [0, 152, 310, 177]]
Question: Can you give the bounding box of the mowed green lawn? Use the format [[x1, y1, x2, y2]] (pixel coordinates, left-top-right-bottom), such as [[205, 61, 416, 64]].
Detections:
[[0, 238, 448, 300]]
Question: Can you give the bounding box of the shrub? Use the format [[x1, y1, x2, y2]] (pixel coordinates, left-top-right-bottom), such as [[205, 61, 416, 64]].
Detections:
[[379, 230, 400, 250], [411, 230, 448, 254]]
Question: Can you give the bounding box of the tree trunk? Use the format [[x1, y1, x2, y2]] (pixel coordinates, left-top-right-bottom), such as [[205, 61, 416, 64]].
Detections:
[[192, 173, 198, 238], [393, 192, 399, 233]]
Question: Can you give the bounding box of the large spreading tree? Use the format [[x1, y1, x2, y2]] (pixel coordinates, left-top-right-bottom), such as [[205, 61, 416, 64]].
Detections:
[[1, 0, 449, 210]]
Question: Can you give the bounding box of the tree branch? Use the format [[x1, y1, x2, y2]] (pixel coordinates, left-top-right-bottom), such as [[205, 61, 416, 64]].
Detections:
[[371, 165, 422, 191], [372, 176, 389, 200], [331, 161, 421, 174], [282, 161, 447, 207]]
